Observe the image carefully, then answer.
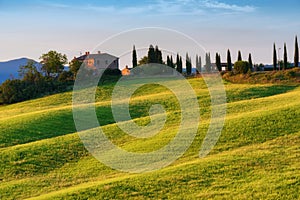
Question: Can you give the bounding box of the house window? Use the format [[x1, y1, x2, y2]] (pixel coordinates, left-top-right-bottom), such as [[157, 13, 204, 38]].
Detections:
[[86, 58, 94, 67], [96, 60, 100, 66], [105, 60, 108, 65]]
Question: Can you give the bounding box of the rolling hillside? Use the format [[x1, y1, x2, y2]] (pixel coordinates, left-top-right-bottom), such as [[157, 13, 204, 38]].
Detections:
[[0, 78, 299, 199]]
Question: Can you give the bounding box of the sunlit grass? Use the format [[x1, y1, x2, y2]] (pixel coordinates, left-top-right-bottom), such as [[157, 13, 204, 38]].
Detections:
[[0, 77, 299, 199]]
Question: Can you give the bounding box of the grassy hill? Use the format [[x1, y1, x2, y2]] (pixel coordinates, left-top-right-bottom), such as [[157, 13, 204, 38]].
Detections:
[[0, 77, 299, 199]]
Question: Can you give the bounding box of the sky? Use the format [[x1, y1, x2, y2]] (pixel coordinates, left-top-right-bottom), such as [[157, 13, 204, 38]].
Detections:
[[0, 0, 299, 68]]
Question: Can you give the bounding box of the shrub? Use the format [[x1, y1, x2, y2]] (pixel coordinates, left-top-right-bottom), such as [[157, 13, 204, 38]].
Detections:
[[234, 61, 250, 74], [103, 68, 121, 76]]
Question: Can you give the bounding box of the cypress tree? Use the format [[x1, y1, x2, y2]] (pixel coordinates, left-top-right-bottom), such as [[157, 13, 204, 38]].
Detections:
[[215, 53, 218, 71], [199, 56, 202, 73], [132, 45, 137, 68], [205, 53, 212, 72], [176, 54, 180, 72], [148, 45, 155, 63], [155, 45, 163, 64], [238, 50, 242, 61], [216, 53, 221, 72], [186, 53, 192, 75], [248, 53, 253, 72], [227, 49, 232, 71], [170, 55, 174, 68], [273, 43, 277, 70], [167, 55, 170, 67], [209, 53, 212, 72], [295, 36, 299, 68], [177, 56, 183, 73], [196, 55, 199, 73], [284, 43, 288, 70]]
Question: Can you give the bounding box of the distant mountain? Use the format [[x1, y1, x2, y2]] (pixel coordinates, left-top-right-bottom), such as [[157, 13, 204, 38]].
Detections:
[[0, 58, 41, 83]]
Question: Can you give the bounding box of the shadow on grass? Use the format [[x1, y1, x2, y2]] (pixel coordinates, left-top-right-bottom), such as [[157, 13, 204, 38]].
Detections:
[[226, 85, 298, 103]]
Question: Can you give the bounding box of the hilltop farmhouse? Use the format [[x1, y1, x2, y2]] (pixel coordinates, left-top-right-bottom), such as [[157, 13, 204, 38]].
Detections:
[[74, 51, 119, 70]]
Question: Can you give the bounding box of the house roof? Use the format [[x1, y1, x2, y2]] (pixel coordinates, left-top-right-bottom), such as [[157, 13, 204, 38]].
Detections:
[[76, 52, 118, 61], [122, 67, 132, 70]]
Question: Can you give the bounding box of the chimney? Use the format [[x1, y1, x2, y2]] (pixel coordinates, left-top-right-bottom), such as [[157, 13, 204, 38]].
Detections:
[[98, 51, 101, 54]]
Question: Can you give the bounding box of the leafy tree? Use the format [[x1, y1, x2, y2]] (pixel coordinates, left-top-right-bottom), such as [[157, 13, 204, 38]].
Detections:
[[147, 45, 156, 63], [248, 53, 253, 72], [0, 79, 25, 104], [19, 61, 43, 82], [283, 43, 288, 70], [58, 71, 73, 82], [234, 61, 249, 74], [69, 59, 82, 79], [216, 53, 221, 72], [132, 45, 137, 68], [237, 50, 242, 61], [138, 56, 148, 66], [295, 36, 299, 68], [273, 43, 277, 70], [40, 50, 67, 77], [227, 49, 232, 71], [259, 63, 265, 71]]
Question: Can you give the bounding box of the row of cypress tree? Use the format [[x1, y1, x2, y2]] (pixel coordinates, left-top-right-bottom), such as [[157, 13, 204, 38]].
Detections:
[[132, 45, 249, 73], [132, 36, 299, 74], [273, 36, 299, 70]]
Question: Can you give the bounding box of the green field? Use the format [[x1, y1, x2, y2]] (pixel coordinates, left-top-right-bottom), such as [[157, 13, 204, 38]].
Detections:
[[0, 77, 299, 199]]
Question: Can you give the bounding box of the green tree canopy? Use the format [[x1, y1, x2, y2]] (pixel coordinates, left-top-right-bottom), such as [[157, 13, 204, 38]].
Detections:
[[234, 61, 249, 74], [69, 59, 82, 79], [138, 56, 148, 66], [147, 45, 156, 63], [40, 50, 67, 77], [18, 61, 43, 82]]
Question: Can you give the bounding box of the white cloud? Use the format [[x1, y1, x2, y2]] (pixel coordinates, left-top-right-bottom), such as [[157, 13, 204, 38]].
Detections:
[[39, 0, 256, 16], [202, 0, 256, 12]]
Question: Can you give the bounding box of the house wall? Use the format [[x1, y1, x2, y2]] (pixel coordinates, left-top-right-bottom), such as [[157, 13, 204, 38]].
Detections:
[[81, 54, 119, 70], [122, 68, 130, 75], [92, 54, 119, 69]]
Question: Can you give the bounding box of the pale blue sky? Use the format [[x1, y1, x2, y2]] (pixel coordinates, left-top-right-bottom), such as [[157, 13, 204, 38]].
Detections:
[[0, 0, 299, 67]]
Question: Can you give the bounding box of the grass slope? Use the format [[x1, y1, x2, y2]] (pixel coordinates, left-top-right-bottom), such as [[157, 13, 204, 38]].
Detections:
[[0, 78, 299, 199]]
